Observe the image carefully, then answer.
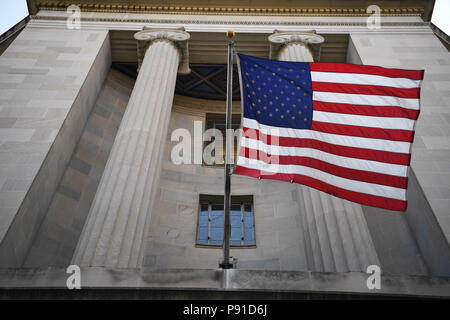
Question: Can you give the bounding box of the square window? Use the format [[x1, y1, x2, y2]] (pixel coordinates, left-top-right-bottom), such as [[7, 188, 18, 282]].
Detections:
[[196, 195, 256, 248]]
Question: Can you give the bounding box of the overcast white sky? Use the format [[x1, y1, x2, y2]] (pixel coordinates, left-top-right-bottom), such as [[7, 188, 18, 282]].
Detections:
[[0, 0, 449, 37], [0, 0, 29, 35], [431, 0, 450, 34]]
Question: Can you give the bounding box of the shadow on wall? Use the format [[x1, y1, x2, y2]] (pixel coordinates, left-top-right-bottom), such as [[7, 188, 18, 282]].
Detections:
[[22, 69, 134, 268]]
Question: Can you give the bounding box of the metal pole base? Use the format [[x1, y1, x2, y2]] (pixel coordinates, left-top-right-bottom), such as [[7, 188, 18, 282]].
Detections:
[[219, 256, 237, 269], [219, 262, 234, 269]]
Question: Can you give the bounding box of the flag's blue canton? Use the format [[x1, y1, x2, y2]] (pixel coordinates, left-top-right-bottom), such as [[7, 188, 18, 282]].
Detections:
[[238, 53, 313, 129]]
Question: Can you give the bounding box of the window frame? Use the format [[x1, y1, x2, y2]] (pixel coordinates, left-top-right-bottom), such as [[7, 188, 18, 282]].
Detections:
[[202, 113, 241, 167], [195, 195, 256, 249]]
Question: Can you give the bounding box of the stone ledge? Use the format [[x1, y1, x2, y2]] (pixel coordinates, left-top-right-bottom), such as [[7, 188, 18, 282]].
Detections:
[[0, 267, 449, 298]]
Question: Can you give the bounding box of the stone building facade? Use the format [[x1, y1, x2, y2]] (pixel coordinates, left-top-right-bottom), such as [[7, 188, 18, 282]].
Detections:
[[0, 0, 449, 298]]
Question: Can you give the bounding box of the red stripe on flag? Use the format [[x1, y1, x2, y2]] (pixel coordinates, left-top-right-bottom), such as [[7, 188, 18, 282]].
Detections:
[[242, 127, 411, 165], [234, 166, 407, 211], [311, 81, 420, 98], [309, 62, 424, 81], [312, 100, 420, 120], [311, 121, 415, 142], [240, 147, 408, 189]]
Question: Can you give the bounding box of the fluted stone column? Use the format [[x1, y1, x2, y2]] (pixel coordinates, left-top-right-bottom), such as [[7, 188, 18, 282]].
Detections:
[[73, 28, 190, 268], [269, 30, 380, 272]]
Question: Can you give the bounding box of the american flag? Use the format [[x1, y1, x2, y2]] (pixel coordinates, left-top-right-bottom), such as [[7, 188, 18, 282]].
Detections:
[[235, 53, 423, 211]]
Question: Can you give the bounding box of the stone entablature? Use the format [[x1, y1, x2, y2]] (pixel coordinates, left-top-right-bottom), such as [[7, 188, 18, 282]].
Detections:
[[30, 1, 429, 19], [29, 11, 432, 34]]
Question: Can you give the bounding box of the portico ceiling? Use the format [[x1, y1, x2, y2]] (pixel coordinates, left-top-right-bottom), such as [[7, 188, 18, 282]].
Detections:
[[110, 31, 349, 64]]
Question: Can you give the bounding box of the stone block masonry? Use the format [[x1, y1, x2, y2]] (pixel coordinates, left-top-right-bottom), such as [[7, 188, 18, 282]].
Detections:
[[349, 33, 450, 276], [0, 26, 111, 267], [23, 69, 133, 268]]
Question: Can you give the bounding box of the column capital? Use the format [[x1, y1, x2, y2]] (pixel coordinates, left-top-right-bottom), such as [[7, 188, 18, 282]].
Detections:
[[268, 30, 325, 62], [134, 27, 191, 74]]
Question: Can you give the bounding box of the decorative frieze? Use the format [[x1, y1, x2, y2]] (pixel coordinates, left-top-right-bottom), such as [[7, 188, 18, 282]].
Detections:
[[33, 1, 426, 17], [29, 14, 430, 29]]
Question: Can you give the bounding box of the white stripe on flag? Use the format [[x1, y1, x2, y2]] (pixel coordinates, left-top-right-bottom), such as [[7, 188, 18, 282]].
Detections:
[[313, 91, 420, 110], [312, 110, 415, 131], [310, 71, 421, 89]]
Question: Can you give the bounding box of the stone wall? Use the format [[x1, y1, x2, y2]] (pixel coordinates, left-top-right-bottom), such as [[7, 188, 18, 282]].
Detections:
[[346, 36, 429, 275], [0, 27, 110, 267], [23, 69, 133, 267], [349, 33, 450, 276]]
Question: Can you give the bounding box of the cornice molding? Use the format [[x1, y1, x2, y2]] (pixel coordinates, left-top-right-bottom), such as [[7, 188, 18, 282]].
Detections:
[[34, 1, 426, 18], [30, 15, 429, 28]]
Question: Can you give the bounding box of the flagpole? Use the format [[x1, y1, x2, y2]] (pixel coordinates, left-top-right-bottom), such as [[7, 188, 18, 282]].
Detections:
[[220, 30, 235, 269]]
